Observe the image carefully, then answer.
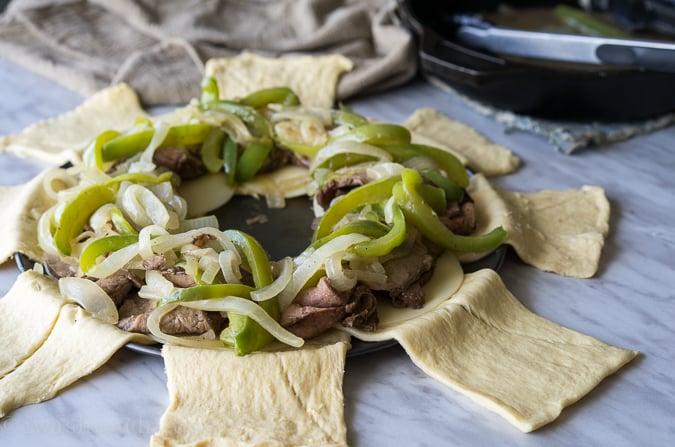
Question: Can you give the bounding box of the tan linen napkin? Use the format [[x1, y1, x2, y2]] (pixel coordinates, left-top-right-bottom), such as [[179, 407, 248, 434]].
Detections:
[[0, 0, 416, 106]]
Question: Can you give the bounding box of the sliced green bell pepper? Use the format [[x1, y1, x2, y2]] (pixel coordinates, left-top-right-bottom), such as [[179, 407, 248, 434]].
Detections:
[[330, 123, 411, 147], [80, 234, 138, 273], [239, 87, 300, 108], [106, 171, 174, 187], [222, 135, 238, 184], [202, 100, 272, 138], [234, 139, 272, 182], [382, 143, 469, 188], [313, 176, 400, 241], [158, 283, 254, 307], [201, 76, 220, 103], [110, 206, 137, 235], [332, 109, 368, 128], [101, 123, 213, 162], [312, 219, 390, 250], [350, 203, 406, 257], [53, 184, 117, 256], [394, 169, 507, 253], [220, 230, 280, 355], [83, 130, 121, 170], [422, 169, 464, 202], [201, 127, 227, 174]]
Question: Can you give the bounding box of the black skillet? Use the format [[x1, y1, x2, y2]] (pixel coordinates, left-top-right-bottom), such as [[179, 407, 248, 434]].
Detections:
[[397, 0, 675, 121]]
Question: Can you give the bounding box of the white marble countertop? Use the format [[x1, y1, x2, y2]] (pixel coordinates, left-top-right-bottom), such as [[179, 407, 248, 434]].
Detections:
[[1, 56, 674, 446]]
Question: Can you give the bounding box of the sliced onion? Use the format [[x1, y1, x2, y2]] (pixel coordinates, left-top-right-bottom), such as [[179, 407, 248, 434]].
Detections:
[[179, 215, 219, 232], [86, 242, 140, 279], [325, 252, 357, 292], [37, 205, 60, 256], [120, 184, 171, 228], [219, 250, 242, 284], [138, 270, 175, 300], [147, 303, 224, 349], [251, 257, 293, 302], [42, 168, 77, 200], [277, 233, 370, 309], [139, 120, 170, 164], [197, 248, 221, 284], [138, 225, 170, 259], [59, 277, 119, 324], [366, 162, 404, 180], [309, 141, 392, 174], [151, 227, 237, 256]]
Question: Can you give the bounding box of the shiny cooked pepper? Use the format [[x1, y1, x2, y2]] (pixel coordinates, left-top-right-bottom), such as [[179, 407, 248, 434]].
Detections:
[[313, 176, 400, 241], [201, 100, 272, 138], [158, 283, 254, 307], [394, 169, 507, 252], [381, 143, 469, 188], [330, 123, 411, 147], [83, 130, 121, 170], [350, 203, 406, 257], [201, 76, 220, 103], [110, 206, 137, 235], [53, 184, 117, 256], [312, 219, 390, 250], [239, 87, 301, 108], [79, 234, 138, 273], [100, 123, 213, 162], [332, 108, 368, 128], [105, 171, 174, 187], [422, 169, 464, 203], [222, 136, 238, 184], [200, 127, 227, 174], [234, 139, 273, 183], [220, 230, 280, 355]]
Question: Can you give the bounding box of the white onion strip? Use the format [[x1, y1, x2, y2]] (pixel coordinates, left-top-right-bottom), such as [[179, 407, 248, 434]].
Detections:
[[277, 233, 370, 309], [309, 141, 392, 174], [59, 277, 119, 324], [148, 297, 304, 349], [86, 242, 140, 279], [251, 257, 293, 302]]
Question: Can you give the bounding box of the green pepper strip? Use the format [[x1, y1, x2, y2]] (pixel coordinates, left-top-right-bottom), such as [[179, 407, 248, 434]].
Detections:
[[105, 171, 174, 187], [234, 140, 273, 183], [201, 76, 220, 103], [201, 127, 227, 174], [111, 206, 137, 235], [239, 87, 301, 108], [312, 219, 390, 250], [394, 169, 507, 252], [101, 123, 213, 162], [275, 139, 322, 159], [332, 109, 368, 128], [381, 143, 469, 188], [158, 283, 254, 307], [80, 234, 138, 273], [220, 230, 279, 356], [202, 100, 272, 138], [350, 203, 406, 257], [222, 136, 238, 184], [422, 169, 464, 203], [313, 176, 400, 242], [417, 183, 447, 216], [330, 123, 411, 147], [83, 130, 121, 170], [53, 184, 117, 256]]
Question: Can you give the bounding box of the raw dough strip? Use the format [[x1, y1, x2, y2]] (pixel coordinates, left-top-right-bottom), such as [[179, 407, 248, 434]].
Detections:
[[0, 271, 65, 378], [403, 108, 521, 176], [392, 269, 638, 432], [0, 83, 147, 166], [467, 174, 611, 278], [0, 304, 144, 418], [151, 331, 351, 447]]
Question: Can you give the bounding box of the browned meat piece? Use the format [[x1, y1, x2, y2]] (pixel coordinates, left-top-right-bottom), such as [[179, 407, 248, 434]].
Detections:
[[153, 145, 205, 180], [257, 147, 295, 174], [117, 295, 156, 333], [141, 254, 166, 270], [376, 238, 435, 305], [440, 196, 476, 235], [342, 285, 378, 331], [117, 295, 225, 335], [390, 281, 425, 309], [95, 269, 142, 307], [192, 233, 215, 248], [161, 266, 197, 288], [315, 174, 368, 209], [280, 277, 349, 339], [44, 254, 78, 278]]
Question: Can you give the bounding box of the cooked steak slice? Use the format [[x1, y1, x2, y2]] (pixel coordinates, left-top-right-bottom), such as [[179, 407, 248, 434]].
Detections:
[[440, 196, 476, 235], [280, 277, 349, 339], [315, 174, 368, 210], [161, 266, 197, 288], [44, 254, 78, 278], [342, 285, 378, 331], [96, 269, 142, 307], [117, 295, 224, 335], [153, 145, 205, 180], [141, 254, 166, 270], [390, 281, 425, 309], [377, 239, 435, 303]]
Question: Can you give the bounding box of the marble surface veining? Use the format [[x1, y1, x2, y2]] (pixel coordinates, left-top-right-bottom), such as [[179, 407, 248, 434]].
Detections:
[[1, 57, 674, 447]]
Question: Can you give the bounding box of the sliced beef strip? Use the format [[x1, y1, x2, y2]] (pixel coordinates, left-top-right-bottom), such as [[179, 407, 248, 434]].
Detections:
[[95, 269, 142, 307], [153, 145, 206, 180], [342, 285, 378, 331], [141, 254, 166, 270], [44, 254, 78, 279], [440, 195, 476, 236], [161, 266, 197, 288], [315, 174, 369, 210], [376, 238, 436, 306], [117, 295, 225, 335]]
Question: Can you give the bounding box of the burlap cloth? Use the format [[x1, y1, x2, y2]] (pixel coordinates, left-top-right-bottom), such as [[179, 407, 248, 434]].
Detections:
[[0, 0, 416, 106]]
